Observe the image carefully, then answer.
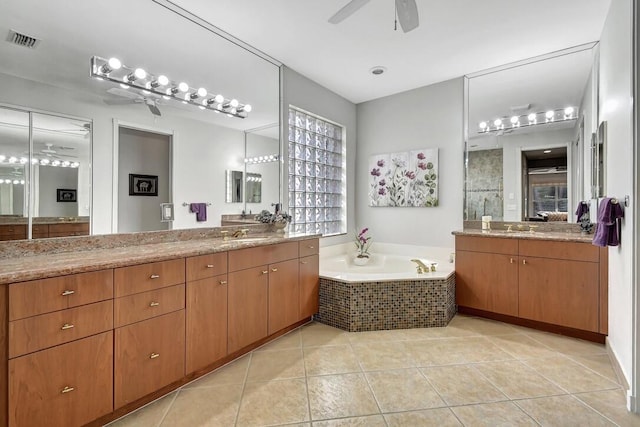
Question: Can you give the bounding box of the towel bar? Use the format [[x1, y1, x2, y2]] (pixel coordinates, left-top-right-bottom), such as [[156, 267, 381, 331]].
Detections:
[[182, 202, 212, 207], [610, 196, 629, 207]]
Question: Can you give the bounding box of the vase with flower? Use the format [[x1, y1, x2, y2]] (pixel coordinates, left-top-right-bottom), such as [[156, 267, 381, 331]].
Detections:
[[353, 227, 372, 266], [256, 209, 292, 232]]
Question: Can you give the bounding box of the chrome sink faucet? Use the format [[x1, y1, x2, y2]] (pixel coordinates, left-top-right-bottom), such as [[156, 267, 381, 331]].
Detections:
[[411, 259, 429, 274]]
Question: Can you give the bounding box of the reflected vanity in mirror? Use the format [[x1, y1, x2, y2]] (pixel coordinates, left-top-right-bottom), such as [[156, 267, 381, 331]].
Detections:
[[464, 44, 601, 224]]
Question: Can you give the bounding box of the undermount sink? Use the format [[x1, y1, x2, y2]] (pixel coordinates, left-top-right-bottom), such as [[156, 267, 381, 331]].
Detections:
[[228, 237, 269, 243]]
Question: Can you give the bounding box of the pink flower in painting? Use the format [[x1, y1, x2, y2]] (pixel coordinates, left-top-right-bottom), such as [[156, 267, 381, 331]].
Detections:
[[417, 162, 427, 170], [377, 159, 385, 167], [405, 171, 416, 180], [417, 152, 426, 160], [370, 168, 381, 177], [378, 179, 386, 187], [378, 187, 386, 195]]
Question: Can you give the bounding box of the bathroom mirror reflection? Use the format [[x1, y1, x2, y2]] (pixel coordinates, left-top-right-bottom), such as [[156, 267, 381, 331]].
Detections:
[[244, 124, 280, 213], [0, 0, 280, 239], [226, 170, 244, 203], [465, 44, 599, 223], [245, 173, 262, 203]]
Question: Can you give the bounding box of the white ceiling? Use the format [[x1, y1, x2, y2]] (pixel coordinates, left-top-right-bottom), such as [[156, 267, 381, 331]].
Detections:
[[172, 0, 612, 104]]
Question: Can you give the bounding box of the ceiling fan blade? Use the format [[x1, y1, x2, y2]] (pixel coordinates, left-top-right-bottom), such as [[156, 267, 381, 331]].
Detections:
[[106, 87, 143, 100], [328, 0, 370, 24], [395, 0, 419, 32], [146, 103, 162, 117], [103, 99, 138, 106]]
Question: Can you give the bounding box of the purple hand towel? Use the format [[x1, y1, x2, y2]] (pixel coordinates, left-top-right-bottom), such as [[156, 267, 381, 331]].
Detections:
[[575, 201, 589, 219], [592, 198, 624, 247], [189, 203, 208, 222]]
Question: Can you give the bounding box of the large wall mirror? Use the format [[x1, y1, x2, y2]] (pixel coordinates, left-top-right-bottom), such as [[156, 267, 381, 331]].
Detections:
[[464, 44, 600, 224], [0, 0, 281, 240]]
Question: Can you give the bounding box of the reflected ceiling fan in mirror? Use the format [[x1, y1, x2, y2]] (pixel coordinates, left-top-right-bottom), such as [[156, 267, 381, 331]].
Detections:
[[328, 0, 419, 33], [104, 87, 163, 117], [34, 143, 78, 159]]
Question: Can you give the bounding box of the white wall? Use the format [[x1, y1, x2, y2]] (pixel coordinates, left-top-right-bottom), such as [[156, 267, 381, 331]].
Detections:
[[38, 166, 78, 217], [282, 66, 357, 246], [356, 78, 464, 248], [0, 73, 247, 233], [599, 0, 634, 391]]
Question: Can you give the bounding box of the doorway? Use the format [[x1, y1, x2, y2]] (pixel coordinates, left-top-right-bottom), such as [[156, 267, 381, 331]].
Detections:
[[521, 147, 569, 221], [116, 125, 172, 233]]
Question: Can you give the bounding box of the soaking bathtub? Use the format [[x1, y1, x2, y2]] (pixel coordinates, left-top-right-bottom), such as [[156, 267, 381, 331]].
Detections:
[[316, 243, 456, 332]]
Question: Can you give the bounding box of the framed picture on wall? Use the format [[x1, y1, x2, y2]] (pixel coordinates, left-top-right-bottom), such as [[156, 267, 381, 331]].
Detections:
[[56, 188, 77, 202], [129, 174, 158, 196]]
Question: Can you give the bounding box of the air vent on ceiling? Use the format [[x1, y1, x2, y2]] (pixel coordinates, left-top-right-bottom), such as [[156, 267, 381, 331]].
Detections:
[[7, 30, 41, 49]]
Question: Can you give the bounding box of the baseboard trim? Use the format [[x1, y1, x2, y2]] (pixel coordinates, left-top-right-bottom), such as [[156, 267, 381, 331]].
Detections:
[[605, 337, 630, 391]]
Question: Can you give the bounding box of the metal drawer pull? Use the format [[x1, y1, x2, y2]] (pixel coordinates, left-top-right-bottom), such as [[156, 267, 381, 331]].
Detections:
[[271, 268, 278, 272], [510, 258, 514, 264], [150, 353, 160, 359], [61, 290, 75, 296], [61, 386, 75, 394], [150, 274, 160, 279], [308, 245, 314, 249], [262, 270, 269, 275], [301, 261, 308, 265], [61, 323, 75, 330], [206, 264, 215, 268], [219, 280, 228, 285], [149, 301, 160, 307], [522, 259, 527, 265]]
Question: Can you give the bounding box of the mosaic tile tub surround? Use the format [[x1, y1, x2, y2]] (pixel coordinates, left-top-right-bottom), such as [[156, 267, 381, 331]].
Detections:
[[317, 243, 456, 332]]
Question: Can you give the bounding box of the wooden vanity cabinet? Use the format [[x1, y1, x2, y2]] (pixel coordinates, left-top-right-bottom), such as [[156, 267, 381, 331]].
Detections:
[[186, 252, 229, 374], [268, 258, 300, 335], [0, 224, 26, 241], [455, 234, 607, 338], [228, 266, 269, 353], [299, 239, 320, 319]]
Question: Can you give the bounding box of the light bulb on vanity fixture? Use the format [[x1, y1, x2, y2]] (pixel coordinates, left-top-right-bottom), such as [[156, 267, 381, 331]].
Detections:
[[90, 56, 252, 119], [478, 106, 577, 134]]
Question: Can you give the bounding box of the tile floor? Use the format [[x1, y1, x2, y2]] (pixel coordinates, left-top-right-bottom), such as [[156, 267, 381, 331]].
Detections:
[[108, 315, 640, 426]]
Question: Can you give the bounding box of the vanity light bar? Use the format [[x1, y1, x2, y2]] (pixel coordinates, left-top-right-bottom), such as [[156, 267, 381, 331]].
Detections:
[[244, 154, 279, 165], [0, 156, 79, 168], [0, 179, 25, 185], [478, 107, 576, 134], [90, 56, 252, 119]]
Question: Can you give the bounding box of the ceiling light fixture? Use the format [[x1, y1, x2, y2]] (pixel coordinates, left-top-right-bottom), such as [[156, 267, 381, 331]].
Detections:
[[244, 154, 279, 165], [91, 56, 251, 119], [370, 66, 386, 76], [477, 107, 576, 134]]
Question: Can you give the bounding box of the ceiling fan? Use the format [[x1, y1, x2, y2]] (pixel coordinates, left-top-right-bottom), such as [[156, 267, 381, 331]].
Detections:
[[34, 143, 78, 159], [104, 87, 163, 116], [53, 123, 91, 138], [328, 0, 419, 33]]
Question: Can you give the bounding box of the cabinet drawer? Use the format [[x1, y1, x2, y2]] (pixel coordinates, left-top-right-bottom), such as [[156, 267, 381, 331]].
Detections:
[[31, 224, 49, 234], [0, 224, 26, 236], [186, 252, 228, 281], [519, 239, 599, 262], [114, 258, 185, 297], [48, 222, 89, 234], [115, 284, 185, 328], [9, 300, 113, 358], [9, 331, 113, 427], [9, 269, 113, 320], [229, 241, 298, 271], [455, 235, 518, 255], [299, 238, 319, 257], [115, 310, 185, 408]]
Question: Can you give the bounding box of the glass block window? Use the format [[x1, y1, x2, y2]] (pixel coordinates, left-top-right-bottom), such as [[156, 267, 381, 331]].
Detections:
[[288, 107, 345, 236]]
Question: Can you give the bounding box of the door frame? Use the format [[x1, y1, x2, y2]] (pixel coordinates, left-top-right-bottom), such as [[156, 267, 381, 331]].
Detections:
[[111, 119, 175, 233]]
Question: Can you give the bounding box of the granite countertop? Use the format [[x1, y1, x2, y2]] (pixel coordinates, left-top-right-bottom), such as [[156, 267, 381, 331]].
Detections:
[[452, 229, 595, 243], [0, 232, 320, 285]]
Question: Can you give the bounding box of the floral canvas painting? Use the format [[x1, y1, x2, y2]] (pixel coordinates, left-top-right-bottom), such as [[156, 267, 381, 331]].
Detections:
[[369, 148, 438, 207]]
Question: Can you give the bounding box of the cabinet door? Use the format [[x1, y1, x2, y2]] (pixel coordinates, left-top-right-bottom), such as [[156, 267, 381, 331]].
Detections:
[[519, 257, 599, 331], [9, 331, 113, 427], [299, 254, 319, 320], [455, 250, 519, 316], [186, 274, 228, 374], [268, 259, 300, 334], [115, 310, 185, 408], [228, 266, 268, 353]]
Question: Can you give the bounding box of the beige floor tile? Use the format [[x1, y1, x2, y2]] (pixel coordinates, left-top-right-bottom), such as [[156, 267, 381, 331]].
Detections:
[[236, 379, 310, 426], [183, 355, 250, 389], [246, 348, 305, 382], [301, 322, 352, 347], [307, 373, 380, 420], [569, 354, 622, 385], [160, 385, 243, 427], [107, 391, 177, 427], [447, 316, 521, 336], [407, 337, 513, 367], [576, 389, 640, 427], [384, 408, 463, 426], [312, 415, 387, 426], [352, 341, 416, 371], [524, 356, 620, 393], [393, 326, 456, 340], [451, 401, 538, 426], [421, 365, 508, 406], [256, 329, 302, 351], [488, 333, 559, 359], [304, 345, 361, 376], [516, 395, 616, 426], [365, 368, 445, 412], [347, 329, 408, 345], [524, 330, 607, 356], [474, 360, 566, 399]]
